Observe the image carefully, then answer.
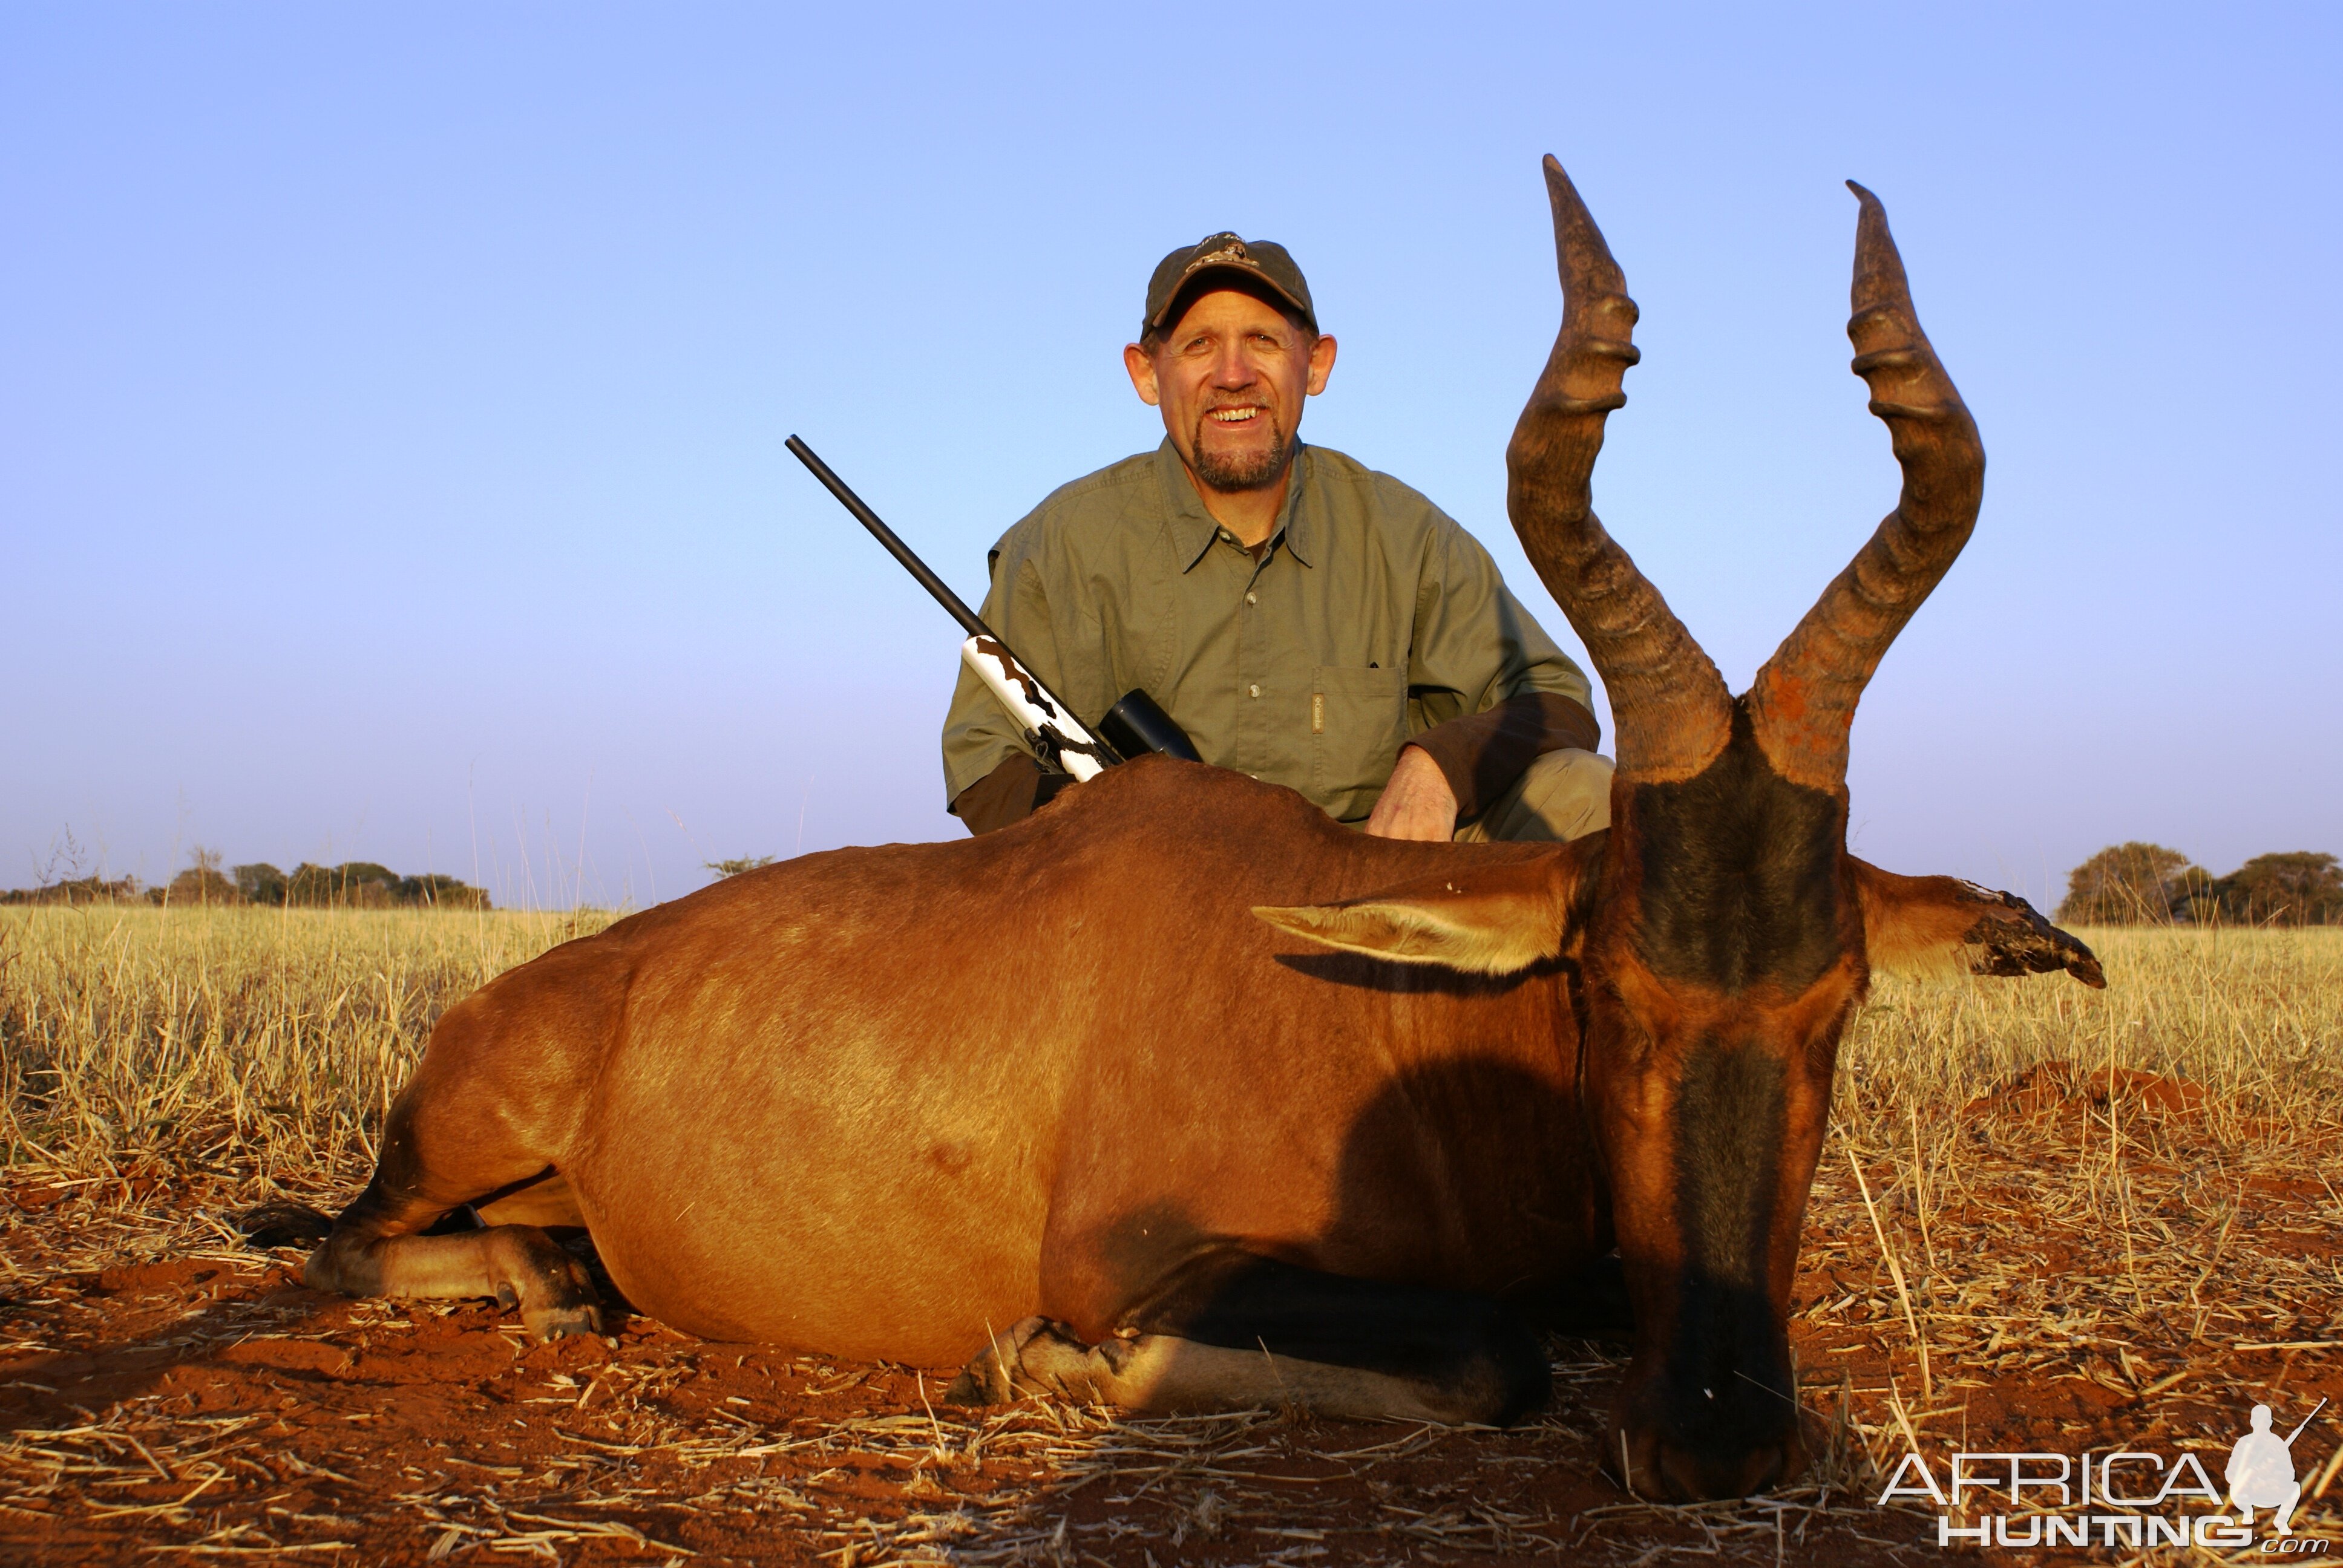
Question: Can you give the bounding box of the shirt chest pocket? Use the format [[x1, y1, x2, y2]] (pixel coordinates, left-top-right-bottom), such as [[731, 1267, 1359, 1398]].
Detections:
[[1309, 664, 1410, 815]]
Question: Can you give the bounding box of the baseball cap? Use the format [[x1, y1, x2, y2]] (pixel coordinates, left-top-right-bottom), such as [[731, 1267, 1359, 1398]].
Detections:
[[1143, 233, 1317, 336]]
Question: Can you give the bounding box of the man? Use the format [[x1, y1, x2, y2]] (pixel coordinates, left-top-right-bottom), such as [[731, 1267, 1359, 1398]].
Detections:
[[2226, 1404, 2302, 1535], [942, 232, 1611, 842]]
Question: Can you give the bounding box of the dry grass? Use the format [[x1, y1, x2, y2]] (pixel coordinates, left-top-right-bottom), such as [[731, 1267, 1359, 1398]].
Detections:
[[0, 904, 616, 1189], [4, 906, 2341, 1564], [1851, 924, 2343, 1142]]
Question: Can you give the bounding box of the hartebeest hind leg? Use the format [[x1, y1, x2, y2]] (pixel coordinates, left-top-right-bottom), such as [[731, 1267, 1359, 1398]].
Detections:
[[277, 926, 621, 1338], [303, 1188, 601, 1340], [946, 1255, 1549, 1425], [298, 1097, 603, 1339]]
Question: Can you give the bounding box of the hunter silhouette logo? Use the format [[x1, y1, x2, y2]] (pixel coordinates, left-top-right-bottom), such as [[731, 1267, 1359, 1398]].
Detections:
[[1879, 1397, 2332, 1551], [2229, 1399, 2323, 1538]]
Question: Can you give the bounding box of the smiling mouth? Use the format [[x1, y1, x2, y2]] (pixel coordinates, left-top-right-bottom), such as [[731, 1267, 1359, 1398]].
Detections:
[[1207, 406, 1265, 425]]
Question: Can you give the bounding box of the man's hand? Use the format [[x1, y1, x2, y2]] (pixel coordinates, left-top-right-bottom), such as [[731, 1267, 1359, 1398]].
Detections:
[[1364, 745, 1458, 841]]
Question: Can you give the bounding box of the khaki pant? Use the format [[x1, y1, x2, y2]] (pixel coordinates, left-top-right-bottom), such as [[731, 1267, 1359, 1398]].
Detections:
[[1451, 748, 1613, 844]]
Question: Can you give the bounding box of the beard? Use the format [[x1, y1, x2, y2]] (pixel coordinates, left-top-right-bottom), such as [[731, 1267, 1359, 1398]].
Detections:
[[1188, 409, 1294, 491]]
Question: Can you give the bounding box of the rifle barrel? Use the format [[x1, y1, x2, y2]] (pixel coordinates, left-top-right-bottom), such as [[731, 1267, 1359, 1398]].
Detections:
[[787, 434, 1111, 765], [2283, 1397, 2327, 1446], [786, 435, 990, 641]]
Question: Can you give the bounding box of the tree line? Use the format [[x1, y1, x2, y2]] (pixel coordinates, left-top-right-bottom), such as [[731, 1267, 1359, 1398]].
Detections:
[[2057, 843, 2341, 926], [2, 846, 490, 909], [11, 837, 2332, 924]]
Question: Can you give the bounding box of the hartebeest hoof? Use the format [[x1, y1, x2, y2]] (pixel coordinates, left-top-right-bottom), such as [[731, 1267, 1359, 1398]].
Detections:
[[528, 1298, 605, 1341], [482, 1230, 603, 1341], [943, 1316, 1054, 1405]]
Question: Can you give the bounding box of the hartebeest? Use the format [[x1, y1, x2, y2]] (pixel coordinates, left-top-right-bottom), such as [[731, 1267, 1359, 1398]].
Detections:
[[270, 160, 2102, 1501]]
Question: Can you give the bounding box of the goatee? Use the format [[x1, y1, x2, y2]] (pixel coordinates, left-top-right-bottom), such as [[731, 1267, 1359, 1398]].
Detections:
[[1190, 423, 1294, 492]]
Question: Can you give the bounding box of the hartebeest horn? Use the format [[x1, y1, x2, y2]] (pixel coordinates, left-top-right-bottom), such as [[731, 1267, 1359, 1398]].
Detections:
[[1745, 183, 1985, 790], [1508, 156, 1734, 781]]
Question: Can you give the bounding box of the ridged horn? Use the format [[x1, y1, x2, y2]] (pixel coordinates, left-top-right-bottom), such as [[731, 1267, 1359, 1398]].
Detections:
[[1746, 182, 1985, 790], [1507, 156, 1732, 781]]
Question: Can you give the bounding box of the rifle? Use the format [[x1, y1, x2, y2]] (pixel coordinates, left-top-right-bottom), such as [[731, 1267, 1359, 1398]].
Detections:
[[787, 436, 1201, 782]]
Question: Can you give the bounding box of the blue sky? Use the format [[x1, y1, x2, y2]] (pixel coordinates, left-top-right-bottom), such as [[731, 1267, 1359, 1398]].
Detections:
[[4, 4, 2336, 909]]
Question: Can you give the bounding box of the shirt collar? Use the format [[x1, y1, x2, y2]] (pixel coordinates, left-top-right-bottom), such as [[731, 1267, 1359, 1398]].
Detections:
[[1156, 437, 1315, 572]]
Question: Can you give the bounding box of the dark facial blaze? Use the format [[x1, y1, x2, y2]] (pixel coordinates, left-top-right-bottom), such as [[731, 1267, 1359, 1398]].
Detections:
[[1632, 707, 1846, 995], [1599, 704, 1859, 1499], [1653, 1044, 1796, 1491]]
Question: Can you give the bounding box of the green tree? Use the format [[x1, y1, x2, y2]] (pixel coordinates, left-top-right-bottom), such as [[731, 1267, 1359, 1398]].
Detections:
[[2214, 852, 2343, 926], [266, 861, 490, 909], [2168, 863, 2224, 924], [395, 873, 491, 910], [286, 862, 400, 907], [1, 874, 140, 906], [162, 846, 240, 906], [2057, 841, 2203, 924], [234, 863, 288, 905]]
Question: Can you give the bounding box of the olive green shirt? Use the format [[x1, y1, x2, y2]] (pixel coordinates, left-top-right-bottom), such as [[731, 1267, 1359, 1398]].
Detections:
[[940, 439, 1594, 825]]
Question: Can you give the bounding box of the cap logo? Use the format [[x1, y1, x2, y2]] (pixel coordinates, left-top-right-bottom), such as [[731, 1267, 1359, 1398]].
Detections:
[[1145, 232, 1311, 333]]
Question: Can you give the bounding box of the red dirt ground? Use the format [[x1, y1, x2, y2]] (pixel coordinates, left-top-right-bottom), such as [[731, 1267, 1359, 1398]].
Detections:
[[4, 1082, 2338, 1565]]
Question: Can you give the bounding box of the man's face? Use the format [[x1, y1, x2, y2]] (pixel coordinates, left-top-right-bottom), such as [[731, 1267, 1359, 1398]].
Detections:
[[1124, 287, 1337, 493]]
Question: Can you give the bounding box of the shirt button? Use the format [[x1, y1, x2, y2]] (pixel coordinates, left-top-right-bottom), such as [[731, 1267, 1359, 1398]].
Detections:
[[1248, 683, 1261, 697], [1245, 592, 1257, 606], [1217, 529, 1234, 542]]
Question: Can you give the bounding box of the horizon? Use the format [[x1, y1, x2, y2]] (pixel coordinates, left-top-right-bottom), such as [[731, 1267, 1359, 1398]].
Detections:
[[5, 5, 2338, 911]]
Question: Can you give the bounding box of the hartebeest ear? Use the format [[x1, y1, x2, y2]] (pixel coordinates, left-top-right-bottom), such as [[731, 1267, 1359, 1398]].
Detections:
[[1852, 858, 2106, 988], [1253, 834, 1606, 975]]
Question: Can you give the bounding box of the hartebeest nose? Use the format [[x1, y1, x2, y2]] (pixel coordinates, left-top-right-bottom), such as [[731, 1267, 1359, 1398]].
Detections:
[[1614, 1419, 1807, 1503], [1610, 1354, 1809, 1503], [1654, 1436, 1798, 1502]]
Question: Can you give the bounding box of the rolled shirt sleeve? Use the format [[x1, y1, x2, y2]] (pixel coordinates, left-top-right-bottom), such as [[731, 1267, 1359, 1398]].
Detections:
[[1398, 520, 1601, 820]]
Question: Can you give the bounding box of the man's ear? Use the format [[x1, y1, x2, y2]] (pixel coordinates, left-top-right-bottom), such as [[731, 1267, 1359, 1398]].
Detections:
[[1124, 342, 1162, 407], [1852, 858, 2106, 987], [1253, 832, 1604, 976], [1305, 332, 1337, 397]]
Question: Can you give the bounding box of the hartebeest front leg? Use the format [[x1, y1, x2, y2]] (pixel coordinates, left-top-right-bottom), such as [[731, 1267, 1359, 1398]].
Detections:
[[949, 1318, 1516, 1425], [945, 1254, 1550, 1426]]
